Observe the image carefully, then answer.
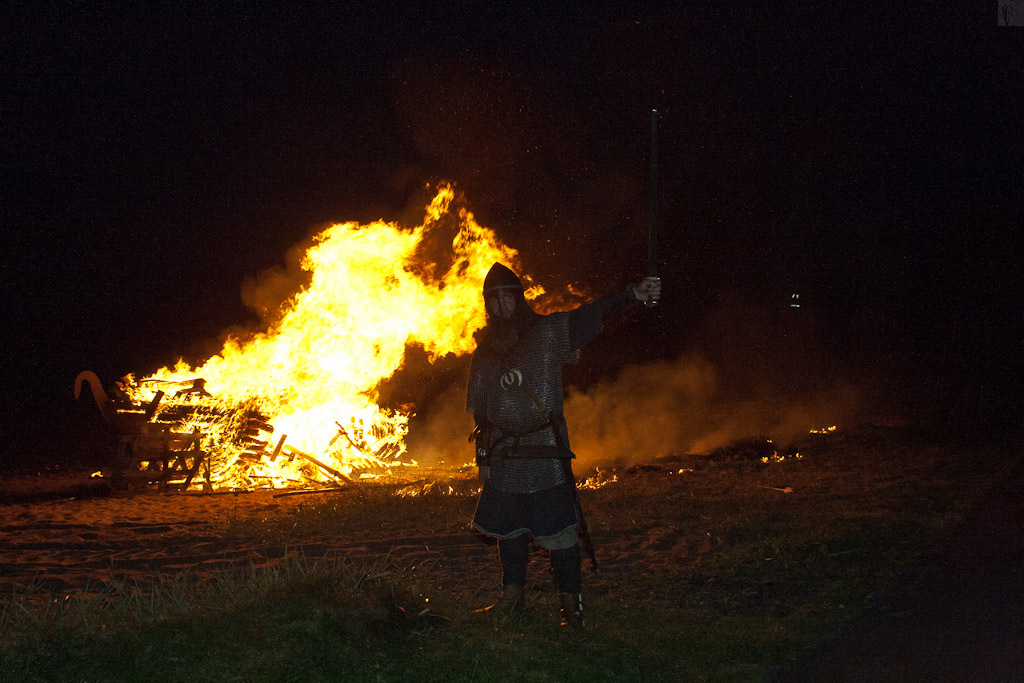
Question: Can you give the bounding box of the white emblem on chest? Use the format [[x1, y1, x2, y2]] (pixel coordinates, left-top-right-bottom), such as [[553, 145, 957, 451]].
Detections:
[[500, 368, 523, 390]]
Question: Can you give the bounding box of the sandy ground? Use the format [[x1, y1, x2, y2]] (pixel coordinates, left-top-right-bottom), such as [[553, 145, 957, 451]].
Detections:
[[0, 468, 703, 609], [0, 474, 488, 599]]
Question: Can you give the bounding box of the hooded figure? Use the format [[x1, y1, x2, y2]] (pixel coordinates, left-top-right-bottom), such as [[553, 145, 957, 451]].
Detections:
[[480, 263, 540, 355], [467, 262, 661, 629]]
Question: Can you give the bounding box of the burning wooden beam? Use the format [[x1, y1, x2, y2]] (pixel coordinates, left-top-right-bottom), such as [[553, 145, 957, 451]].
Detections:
[[269, 434, 288, 461], [285, 446, 357, 486], [141, 391, 164, 421]]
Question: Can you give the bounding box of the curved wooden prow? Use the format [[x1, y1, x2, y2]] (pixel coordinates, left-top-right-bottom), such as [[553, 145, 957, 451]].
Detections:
[[73, 370, 118, 425]]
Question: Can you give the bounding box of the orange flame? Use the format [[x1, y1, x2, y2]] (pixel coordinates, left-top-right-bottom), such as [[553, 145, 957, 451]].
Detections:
[[123, 185, 533, 489]]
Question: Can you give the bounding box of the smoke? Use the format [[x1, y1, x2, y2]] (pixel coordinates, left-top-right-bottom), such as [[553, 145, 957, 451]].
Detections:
[[563, 355, 716, 467], [404, 382, 474, 468], [239, 234, 319, 326], [409, 350, 862, 472], [566, 353, 861, 469]]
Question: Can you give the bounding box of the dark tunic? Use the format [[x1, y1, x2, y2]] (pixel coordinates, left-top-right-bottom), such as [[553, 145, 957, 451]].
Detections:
[[469, 290, 634, 541]]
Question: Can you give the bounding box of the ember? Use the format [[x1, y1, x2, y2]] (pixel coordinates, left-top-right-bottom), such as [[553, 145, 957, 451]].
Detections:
[[79, 186, 535, 491], [579, 468, 619, 490]]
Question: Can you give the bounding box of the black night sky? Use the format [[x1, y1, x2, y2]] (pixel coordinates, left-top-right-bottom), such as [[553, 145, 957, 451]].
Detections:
[[3, 5, 1021, 467]]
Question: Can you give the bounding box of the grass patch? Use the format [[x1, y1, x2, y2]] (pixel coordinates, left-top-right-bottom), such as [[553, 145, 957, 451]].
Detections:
[[2, 552, 433, 682], [0, 425, 1012, 681]]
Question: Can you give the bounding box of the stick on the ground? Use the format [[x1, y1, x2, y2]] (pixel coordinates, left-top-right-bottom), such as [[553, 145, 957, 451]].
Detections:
[[285, 446, 357, 485]]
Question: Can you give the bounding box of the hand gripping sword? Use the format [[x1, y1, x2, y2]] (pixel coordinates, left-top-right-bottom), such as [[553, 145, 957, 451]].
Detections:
[[645, 109, 661, 308]]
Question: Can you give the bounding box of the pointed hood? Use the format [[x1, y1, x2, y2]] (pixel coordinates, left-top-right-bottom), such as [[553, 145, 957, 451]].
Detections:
[[483, 263, 523, 296]]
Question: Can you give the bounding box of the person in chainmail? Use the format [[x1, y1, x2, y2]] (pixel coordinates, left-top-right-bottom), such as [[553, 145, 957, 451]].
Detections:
[[467, 262, 661, 629]]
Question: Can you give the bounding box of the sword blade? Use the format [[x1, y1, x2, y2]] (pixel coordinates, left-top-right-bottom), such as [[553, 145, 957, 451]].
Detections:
[[645, 109, 661, 308], [648, 108, 659, 279]]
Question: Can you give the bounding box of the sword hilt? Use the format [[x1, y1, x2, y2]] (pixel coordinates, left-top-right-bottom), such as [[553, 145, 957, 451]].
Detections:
[[643, 276, 660, 308]]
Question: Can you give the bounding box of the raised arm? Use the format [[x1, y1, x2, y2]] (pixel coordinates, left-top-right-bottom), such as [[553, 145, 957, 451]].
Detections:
[[567, 278, 662, 351]]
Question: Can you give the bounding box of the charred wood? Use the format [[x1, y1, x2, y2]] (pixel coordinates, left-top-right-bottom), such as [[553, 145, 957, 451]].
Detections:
[[142, 391, 165, 421], [273, 487, 351, 498], [174, 378, 211, 398]]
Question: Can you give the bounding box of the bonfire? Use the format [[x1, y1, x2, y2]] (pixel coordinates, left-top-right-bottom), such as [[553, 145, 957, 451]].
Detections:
[[74, 185, 540, 493]]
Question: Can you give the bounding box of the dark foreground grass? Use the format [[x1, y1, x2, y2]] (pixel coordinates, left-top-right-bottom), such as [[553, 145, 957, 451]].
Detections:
[[1, 425, 1013, 682], [0, 573, 807, 682]]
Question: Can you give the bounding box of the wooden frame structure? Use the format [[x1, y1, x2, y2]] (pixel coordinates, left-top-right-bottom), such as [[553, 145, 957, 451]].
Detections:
[[113, 426, 210, 492]]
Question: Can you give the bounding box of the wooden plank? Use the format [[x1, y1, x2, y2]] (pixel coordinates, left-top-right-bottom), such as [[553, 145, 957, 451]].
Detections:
[[284, 446, 356, 485], [269, 434, 287, 461], [142, 391, 165, 421]]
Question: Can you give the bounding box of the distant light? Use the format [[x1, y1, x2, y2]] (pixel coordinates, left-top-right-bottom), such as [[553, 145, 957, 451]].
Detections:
[[790, 293, 800, 308]]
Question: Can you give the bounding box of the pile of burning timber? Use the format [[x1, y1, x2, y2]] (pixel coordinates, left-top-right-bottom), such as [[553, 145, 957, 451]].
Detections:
[[73, 371, 407, 493]]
